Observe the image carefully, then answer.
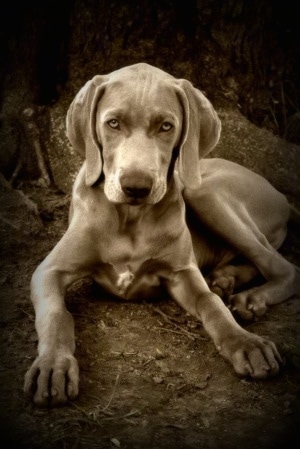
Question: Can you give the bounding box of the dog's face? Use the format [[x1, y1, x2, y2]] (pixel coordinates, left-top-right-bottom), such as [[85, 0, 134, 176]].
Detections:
[[66, 63, 221, 198], [96, 79, 183, 205]]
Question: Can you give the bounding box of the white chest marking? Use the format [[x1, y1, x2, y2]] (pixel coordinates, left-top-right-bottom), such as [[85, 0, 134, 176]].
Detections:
[[116, 270, 135, 295]]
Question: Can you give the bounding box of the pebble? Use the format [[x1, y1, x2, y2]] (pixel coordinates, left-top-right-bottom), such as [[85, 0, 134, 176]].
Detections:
[[111, 438, 121, 447], [153, 376, 163, 384]]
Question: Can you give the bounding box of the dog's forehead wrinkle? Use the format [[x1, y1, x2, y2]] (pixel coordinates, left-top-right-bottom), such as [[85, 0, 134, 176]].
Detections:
[[100, 107, 126, 121], [104, 73, 180, 112]]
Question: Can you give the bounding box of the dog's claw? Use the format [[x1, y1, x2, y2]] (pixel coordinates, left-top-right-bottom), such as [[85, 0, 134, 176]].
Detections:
[[244, 361, 253, 376], [228, 287, 270, 320], [24, 353, 79, 407]]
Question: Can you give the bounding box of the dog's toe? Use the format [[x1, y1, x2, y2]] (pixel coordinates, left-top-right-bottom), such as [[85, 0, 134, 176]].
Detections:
[[207, 275, 235, 299], [229, 288, 268, 320]]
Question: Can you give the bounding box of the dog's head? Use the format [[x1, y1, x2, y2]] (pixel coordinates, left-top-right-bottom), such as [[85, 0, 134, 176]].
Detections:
[[66, 63, 221, 204]]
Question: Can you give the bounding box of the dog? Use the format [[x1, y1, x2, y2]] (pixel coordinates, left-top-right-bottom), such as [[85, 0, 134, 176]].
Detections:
[[24, 63, 299, 407]]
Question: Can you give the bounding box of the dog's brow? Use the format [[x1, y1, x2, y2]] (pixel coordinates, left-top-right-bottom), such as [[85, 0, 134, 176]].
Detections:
[[151, 112, 178, 125], [101, 108, 126, 120], [100, 107, 179, 128]]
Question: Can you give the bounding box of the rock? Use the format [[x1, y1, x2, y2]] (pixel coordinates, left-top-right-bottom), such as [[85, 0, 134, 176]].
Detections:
[[0, 174, 43, 250], [110, 438, 121, 447], [44, 101, 82, 193], [153, 376, 163, 384], [155, 360, 170, 374]]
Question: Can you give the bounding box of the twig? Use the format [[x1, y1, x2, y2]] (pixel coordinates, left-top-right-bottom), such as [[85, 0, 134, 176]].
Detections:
[[22, 107, 51, 187], [102, 373, 120, 411], [72, 313, 98, 323], [158, 327, 196, 341], [19, 308, 34, 321], [151, 305, 198, 341]]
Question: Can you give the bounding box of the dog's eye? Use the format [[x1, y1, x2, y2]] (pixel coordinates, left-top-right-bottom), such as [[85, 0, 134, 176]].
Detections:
[[160, 122, 173, 132], [107, 119, 120, 129]]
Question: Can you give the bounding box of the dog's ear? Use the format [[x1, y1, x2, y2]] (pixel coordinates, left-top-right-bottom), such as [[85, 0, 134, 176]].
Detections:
[[175, 79, 221, 190], [66, 76, 107, 186]]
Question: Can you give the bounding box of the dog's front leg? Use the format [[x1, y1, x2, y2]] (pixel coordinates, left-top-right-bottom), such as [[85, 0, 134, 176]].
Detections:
[[23, 230, 92, 407], [166, 265, 283, 379], [23, 257, 80, 407]]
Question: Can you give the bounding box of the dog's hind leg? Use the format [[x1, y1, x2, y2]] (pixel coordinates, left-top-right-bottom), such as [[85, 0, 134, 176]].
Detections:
[[184, 163, 299, 320]]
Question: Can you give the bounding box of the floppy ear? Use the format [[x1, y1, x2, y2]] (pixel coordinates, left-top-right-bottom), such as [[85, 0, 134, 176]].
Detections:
[[175, 79, 221, 189], [66, 75, 108, 186]]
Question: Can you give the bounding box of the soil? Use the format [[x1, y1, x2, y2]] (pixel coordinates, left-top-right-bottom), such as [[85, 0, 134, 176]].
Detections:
[[1, 1, 300, 447], [0, 182, 300, 449]]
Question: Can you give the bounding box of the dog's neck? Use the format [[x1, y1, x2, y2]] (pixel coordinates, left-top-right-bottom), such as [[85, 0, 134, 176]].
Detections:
[[114, 179, 180, 232], [115, 203, 151, 230]]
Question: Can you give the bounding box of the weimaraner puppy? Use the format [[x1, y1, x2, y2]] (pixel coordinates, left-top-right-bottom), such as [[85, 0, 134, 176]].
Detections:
[[24, 63, 299, 407]]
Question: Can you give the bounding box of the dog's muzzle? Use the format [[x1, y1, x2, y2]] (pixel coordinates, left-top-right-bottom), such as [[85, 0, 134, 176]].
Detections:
[[120, 170, 153, 200]]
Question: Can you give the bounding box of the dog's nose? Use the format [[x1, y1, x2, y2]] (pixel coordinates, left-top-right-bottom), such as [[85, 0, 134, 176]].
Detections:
[[120, 171, 153, 199]]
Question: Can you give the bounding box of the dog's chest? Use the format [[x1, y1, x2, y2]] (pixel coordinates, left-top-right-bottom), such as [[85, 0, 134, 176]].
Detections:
[[92, 204, 190, 299], [94, 231, 174, 299], [93, 262, 164, 300]]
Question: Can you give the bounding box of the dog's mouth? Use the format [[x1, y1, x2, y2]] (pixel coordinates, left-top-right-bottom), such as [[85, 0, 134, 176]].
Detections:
[[123, 196, 148, 206], [122, 190, 162, 206]]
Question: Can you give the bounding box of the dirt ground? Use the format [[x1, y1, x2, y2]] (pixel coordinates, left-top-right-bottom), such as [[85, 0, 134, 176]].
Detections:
[[0, 180, 300, 449], [1, 1, 300, 447]]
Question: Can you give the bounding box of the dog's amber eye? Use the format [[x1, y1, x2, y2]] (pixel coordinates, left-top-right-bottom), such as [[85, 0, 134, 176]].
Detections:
[[107, 119, 119, 129], [160, 122, 173, 132]]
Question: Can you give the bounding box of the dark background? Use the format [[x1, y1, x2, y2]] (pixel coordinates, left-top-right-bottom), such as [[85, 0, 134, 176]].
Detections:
[[0, 2, 300, 449], [1, 0, 300, 184], [1, 0, 300, 135]]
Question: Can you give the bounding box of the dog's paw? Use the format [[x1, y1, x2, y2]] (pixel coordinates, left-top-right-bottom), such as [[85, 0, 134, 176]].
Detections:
[[228, 287, 268, 320], [24, 353, 79, 407], [206, 274, 235, 299], [218, 331, 283, 379]]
